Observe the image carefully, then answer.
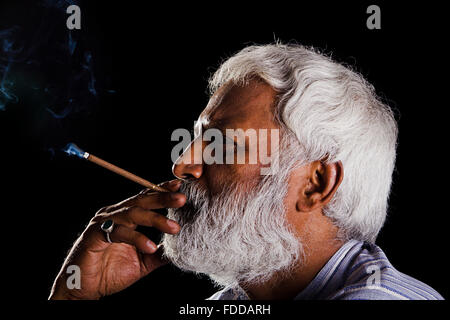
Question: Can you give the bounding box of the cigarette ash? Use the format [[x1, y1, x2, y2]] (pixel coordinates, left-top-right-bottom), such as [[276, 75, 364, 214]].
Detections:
[[63, 142, 86, 159]]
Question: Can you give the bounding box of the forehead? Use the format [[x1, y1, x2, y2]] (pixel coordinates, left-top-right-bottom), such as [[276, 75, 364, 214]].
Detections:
[[199, 79, 279, 129]]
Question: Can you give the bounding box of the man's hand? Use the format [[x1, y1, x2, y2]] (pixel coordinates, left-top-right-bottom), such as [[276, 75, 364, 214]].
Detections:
[[49, 179, 185, 300]]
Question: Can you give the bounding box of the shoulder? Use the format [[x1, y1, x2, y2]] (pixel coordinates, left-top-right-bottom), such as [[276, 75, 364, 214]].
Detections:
[[206, 286, 250, 300], [206, 289, 226, 300], [329, 242, 444, 300]]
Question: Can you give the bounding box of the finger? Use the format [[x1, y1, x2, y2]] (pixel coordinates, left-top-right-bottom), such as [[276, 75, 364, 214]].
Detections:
[[96, 194, 142, 214], [140, 245, 169, 274], [158, 179, 183, 192], [133, 191, 186, 210], [139, 179, 182, 195], [99, 180, 184, 214], [109, 224, 157, 254], [114, 206, 181, 234]]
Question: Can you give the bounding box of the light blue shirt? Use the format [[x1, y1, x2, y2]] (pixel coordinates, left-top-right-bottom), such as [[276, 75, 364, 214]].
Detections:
[[207, 240, 444, 300]]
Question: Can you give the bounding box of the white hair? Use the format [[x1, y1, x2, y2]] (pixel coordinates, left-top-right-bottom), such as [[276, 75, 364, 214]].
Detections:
[[209, 43, 398, 243], [163, 135, 303, 288]]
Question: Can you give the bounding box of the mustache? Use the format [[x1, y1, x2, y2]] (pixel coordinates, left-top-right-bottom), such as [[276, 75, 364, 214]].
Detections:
[[179, 178, 259, 207], [179, 180, 208, 205], [171, 180, 209, 224], [172, 179, 248, 225], [179, 179, 201, 196]]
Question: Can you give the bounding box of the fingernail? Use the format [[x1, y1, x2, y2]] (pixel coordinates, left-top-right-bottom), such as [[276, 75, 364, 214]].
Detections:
[[170, 192, 182, 200], [169, 179, 182, 186], [139, 188, 151, 195], [167, 219, 180, 230], [147, 241, 157, 251]]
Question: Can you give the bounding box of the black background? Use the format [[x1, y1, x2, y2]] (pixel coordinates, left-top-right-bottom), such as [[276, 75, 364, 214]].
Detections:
[[0, 0, 448, 304]]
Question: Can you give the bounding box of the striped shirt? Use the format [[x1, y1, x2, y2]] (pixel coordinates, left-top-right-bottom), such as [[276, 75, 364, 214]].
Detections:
[[207, 240, 444, 300]]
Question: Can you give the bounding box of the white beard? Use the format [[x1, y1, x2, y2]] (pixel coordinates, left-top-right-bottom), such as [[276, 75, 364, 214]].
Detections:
[[162, 159, 303, 288]]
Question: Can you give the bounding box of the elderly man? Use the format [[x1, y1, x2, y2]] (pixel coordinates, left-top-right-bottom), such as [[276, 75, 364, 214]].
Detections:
[[49, 44, 443, 300]]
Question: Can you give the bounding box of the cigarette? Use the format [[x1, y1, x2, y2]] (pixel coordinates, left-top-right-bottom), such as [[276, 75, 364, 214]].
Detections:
[[63, 143, 169, 192]]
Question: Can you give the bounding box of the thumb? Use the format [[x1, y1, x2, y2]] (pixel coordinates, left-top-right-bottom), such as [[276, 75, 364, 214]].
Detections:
[[140, 244, 169, 275]]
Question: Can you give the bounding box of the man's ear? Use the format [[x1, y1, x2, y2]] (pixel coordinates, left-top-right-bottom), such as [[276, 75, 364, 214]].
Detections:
[[296, 160, 344, 213]]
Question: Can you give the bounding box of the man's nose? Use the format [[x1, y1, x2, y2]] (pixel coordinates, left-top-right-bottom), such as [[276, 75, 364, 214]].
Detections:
[[172, 138, 203, 180]]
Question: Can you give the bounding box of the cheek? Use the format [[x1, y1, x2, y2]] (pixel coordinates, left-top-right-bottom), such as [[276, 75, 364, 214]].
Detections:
[[203, 163, 263, 195], [284, 181, 300, 219], [284, 187, 304, 238]]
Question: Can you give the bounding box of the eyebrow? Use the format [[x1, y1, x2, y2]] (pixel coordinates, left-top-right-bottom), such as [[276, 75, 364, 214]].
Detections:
[[194, 117, 229, 140], [196, 114, 251, 143]]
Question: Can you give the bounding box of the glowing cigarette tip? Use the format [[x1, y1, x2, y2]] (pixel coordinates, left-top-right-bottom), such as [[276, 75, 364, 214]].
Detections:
[[62, 142, 168, 192], [63, 143, 89, 159]]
